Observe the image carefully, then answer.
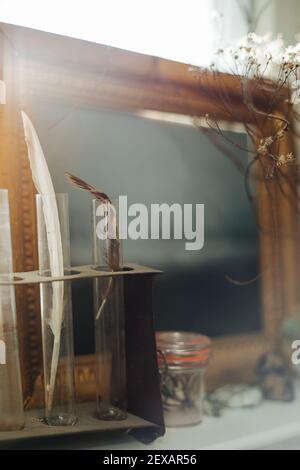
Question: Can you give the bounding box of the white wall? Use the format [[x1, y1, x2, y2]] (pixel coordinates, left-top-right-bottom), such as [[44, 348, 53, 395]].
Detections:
[[254, 0, 300, 42]]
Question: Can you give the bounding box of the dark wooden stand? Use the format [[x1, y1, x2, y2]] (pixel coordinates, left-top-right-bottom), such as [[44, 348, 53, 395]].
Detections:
[[0, 264, 165, 445]]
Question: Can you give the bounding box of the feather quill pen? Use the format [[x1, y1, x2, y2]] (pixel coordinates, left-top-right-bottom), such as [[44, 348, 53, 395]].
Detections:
[[21, 111, 64, 412], [65, 172, 120, 319]]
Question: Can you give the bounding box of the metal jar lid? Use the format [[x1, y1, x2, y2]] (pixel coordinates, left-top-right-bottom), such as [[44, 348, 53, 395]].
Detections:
[[156, 331, 211, 368]]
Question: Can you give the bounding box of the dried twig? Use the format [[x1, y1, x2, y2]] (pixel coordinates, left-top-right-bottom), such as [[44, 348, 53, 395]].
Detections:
[[65, 172, 121, 319], [193, 32, 300, 285]]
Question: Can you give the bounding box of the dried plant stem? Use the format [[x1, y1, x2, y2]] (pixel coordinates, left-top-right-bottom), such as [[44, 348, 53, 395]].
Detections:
[[65, 172, 120, 320], [96, 278, 113, 320], [22, 112, 65, 416]]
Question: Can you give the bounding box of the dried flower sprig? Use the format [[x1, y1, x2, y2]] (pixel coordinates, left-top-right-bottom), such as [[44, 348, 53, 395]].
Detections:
[[192, 32, 300, 284], [65, 172, 121, 319], [193, 31, 300, 205]]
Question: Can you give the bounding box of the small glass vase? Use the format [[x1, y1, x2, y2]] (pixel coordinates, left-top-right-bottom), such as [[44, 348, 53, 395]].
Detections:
[[92, 198, 127, 420], [36, 193, 77, 426], [0, 189, 24, 431]]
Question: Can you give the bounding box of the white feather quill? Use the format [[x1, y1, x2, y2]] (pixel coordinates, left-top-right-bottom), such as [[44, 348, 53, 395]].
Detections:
[[21, 111, 64, 411]]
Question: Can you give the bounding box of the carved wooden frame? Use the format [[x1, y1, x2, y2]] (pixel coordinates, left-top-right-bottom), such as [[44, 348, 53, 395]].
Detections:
[[0, 22, 299, 404]]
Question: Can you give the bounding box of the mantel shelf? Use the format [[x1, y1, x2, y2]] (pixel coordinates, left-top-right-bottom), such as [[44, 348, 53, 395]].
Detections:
[[0, 263, 161, 285]]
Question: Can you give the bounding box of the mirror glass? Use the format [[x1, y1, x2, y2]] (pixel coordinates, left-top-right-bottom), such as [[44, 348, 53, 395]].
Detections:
[[29, 101, 261, 355]]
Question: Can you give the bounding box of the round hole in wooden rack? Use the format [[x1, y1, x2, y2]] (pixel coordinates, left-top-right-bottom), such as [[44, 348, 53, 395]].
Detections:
[[91, 266, 134, 273], [64, 269, 81, 276]]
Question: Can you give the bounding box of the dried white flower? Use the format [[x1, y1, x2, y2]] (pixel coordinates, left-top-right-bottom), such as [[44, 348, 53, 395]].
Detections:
[[276, 153, 295, 167], [212, 32, 286, 80]]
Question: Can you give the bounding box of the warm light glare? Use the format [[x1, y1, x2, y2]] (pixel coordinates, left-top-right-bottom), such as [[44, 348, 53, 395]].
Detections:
[[0, 0, 215, 65]]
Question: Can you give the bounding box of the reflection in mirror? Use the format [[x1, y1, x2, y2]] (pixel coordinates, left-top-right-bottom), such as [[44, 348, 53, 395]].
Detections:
[[28, 101, 261, 354]]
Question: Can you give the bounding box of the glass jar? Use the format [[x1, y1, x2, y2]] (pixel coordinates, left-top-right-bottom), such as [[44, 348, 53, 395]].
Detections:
[[156, 331, 211, 427]]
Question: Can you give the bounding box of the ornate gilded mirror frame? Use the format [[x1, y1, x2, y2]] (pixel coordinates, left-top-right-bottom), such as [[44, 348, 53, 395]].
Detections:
[[0, 22, 299, 406]]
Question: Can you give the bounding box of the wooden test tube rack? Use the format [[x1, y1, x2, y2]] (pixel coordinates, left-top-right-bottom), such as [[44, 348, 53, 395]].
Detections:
[[0, 264, 165, 445]]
